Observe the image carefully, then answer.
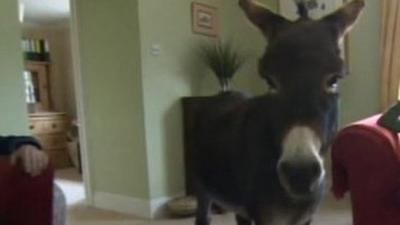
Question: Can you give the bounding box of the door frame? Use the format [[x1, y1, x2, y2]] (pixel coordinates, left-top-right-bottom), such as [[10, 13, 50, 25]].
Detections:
[[70, 0, 93, 204]]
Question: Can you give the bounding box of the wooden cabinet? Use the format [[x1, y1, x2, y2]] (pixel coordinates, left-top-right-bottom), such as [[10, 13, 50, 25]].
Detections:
[[29, 112, 71, 168], [182, 96, 215, 195]]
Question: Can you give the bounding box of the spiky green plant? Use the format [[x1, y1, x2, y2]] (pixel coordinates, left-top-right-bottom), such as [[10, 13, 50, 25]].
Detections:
[[198, 40, 245, 92]]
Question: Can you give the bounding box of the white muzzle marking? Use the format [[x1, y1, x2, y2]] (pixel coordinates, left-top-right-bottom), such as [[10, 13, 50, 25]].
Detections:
[[278, 126, 325, 196]]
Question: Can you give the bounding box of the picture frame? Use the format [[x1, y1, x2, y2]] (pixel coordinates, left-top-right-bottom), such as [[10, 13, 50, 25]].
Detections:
[[192, 2, 219, 37]]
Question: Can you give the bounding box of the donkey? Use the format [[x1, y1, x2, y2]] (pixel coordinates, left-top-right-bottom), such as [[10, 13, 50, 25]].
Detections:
[[192, 0, 364, 225]]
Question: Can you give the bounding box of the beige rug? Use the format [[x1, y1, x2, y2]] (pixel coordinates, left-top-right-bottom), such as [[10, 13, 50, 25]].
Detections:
[[65, 194, 352, 225], [56, 168, 353, 225]]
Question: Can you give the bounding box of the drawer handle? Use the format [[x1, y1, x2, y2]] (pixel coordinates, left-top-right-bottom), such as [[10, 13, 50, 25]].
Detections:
[[29, 125, 34, 130], [52, 123, 57, 129]]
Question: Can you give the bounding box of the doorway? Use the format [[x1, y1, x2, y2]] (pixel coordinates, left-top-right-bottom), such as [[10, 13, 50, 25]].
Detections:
[[19, 0, 91, 206]]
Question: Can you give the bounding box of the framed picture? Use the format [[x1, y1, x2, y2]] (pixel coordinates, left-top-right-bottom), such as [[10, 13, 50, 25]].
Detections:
[[192, 2, 219, 37]]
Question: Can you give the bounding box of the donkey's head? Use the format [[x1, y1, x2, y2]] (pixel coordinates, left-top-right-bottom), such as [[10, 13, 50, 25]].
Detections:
[[240, 0, 364, 199]]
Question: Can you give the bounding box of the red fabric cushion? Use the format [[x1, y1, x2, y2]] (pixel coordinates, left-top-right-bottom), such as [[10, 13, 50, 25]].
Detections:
[[332, 115, 400, 225], [0, 157, 53, 225]]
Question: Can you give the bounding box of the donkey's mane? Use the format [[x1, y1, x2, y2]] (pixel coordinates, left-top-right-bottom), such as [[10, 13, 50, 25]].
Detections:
[[295, 1, 309, 19]]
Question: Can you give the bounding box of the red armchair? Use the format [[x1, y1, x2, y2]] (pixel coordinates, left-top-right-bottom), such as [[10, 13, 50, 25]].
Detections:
[[331, 115, 400, 225], [0, 157, 54, 225]]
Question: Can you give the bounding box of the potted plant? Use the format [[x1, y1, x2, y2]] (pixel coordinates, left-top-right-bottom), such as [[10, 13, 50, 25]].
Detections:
[[198, 40, 245, 92]]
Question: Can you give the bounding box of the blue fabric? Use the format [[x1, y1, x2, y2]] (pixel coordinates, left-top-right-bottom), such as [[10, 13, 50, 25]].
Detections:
[[0, 136, 41, 155], [53, 184, 66, 225]]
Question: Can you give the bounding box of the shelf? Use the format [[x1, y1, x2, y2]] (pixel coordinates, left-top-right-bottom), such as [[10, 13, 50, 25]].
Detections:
[[29, 112, 67, 118], [25, 61, 51, 66]]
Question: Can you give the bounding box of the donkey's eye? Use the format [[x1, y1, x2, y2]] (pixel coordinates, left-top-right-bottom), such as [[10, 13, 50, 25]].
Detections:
[[325, 75, 340, 94]]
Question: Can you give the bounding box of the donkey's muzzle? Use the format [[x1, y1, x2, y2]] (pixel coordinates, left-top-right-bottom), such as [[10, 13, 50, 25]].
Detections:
[[278, 161, 322, 196]]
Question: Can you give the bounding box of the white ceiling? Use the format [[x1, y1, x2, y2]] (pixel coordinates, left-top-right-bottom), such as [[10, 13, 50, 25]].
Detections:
[[21, 0, 70, 26]]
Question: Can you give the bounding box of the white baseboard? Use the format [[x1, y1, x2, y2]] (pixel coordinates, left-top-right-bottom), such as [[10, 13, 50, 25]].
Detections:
[[93, 191, 185, 219], [93, 192, 151, 218]]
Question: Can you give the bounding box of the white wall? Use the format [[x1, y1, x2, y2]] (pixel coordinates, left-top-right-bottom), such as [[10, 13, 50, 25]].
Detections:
[[0, 0, 29, 135]]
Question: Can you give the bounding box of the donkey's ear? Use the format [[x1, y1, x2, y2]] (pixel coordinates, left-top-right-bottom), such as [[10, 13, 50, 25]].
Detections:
[[322, 0, 365, 40], [239, 0, 290, 40]]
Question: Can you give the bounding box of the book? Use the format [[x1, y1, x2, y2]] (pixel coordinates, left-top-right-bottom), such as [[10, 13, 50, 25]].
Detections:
[[22, 38, 51, 62]]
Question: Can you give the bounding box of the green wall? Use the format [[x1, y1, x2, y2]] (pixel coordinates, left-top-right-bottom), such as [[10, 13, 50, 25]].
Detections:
[[138, 0, 224, 199], [340, 0, 381, 125], [0, 0, 29, 135], [75, 0, 149, 198], [138, 0, 278, 199]]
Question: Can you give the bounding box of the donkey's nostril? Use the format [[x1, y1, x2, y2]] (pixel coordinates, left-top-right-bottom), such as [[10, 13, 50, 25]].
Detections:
[[280, 161, 294, 176], [279, 160, 322, 194], [310, 161, 322, 178], [280, 161, 321, 178]]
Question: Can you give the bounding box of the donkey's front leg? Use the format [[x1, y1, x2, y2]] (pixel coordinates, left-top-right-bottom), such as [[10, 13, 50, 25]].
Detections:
[[195, 194, 212, 225], [235, 214, 252, 225]]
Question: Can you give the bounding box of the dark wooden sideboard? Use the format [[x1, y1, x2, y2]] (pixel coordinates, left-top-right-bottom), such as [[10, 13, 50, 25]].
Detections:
[[181, 96, 215, 195]]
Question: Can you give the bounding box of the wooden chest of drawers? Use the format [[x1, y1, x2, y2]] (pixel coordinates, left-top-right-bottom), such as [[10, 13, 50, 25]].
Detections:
[[29, 112, 71, 168]]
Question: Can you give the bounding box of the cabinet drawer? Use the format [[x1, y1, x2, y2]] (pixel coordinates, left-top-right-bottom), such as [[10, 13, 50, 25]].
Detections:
[[43, 120, 67, 133], [35, 134, 67, 149], [30, 120, 67, 134], [29, 121, 45, 133]]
